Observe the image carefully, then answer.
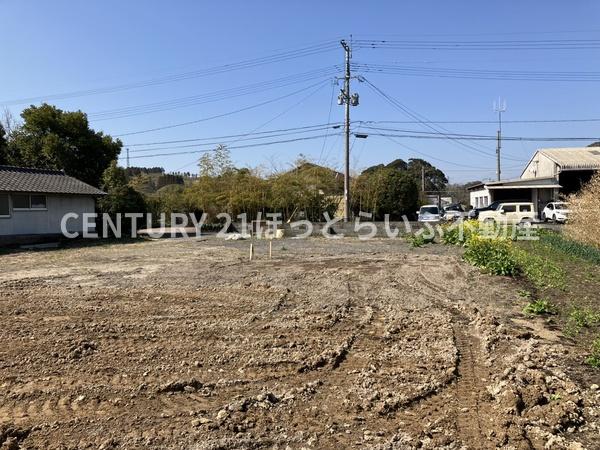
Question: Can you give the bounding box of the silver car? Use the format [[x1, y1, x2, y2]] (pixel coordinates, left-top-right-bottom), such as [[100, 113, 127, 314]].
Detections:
[[417, 205, 442, 222]]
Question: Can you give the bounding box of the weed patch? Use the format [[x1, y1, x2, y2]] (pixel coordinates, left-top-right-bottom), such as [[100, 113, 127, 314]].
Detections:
[[585, 337, 600, 368], [523, 299, 555, 315]]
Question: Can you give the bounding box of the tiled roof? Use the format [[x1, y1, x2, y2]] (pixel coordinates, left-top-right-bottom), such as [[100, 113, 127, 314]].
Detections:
[[0, 166, 106, 195]]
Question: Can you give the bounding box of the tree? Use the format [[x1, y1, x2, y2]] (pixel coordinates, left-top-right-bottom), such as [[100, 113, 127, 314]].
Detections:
[[0, 123, 7, 165], [98, 161, 146, 218], [406, 158, 448, 192], [155, 173, 184, 190], [7, 104, 121, 187], [352, 167, 419, 220], [363, 157, 448, 192], [198, 144, 233, 177]]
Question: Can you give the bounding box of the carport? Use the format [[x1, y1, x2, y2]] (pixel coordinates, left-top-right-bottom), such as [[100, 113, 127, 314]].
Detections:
[[485, 177, 561, 218]]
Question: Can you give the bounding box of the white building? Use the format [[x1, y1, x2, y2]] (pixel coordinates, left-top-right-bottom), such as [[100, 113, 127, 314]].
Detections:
[[0, 166, 105, 244], [468, 147, 600, 216]]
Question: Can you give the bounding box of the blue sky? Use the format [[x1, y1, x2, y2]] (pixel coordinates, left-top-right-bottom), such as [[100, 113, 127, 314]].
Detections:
[[1, 0, 600, 182]]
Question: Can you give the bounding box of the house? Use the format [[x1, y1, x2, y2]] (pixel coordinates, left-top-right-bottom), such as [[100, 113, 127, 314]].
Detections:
[[0, 166, 105, 244], [468, 147, 600, 215]]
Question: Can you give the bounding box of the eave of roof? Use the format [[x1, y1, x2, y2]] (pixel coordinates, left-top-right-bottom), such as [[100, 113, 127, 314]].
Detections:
[[0, 165, 106, 196]]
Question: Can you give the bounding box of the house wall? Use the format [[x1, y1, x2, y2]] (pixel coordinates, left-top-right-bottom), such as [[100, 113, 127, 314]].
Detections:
[[469, 187, 491, 208], [0, 194, 95, 236], [521, 153, 558, 180]]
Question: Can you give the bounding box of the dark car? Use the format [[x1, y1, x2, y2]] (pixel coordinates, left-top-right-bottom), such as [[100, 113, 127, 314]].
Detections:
[[467, 200, 501, 219]]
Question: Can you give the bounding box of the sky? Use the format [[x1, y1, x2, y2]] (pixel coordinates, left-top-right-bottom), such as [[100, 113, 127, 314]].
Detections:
[[1, 0, 600, 183]]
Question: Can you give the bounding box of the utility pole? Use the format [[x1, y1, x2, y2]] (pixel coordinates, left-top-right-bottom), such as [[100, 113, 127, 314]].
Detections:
[[493, 98, 506, 181], [339, 39, 359, 222], [126, 148, 130, 169], [421, 166, 425, 192]]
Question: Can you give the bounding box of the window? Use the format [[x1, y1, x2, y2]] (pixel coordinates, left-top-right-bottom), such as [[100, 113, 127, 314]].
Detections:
[[12, 194, 30, 209], [30, 195, 47, 209], [502, 205, 517, 213], [0, 194, 9, 217], [11, 194, 48, 210], [520, 204, 532, 212]]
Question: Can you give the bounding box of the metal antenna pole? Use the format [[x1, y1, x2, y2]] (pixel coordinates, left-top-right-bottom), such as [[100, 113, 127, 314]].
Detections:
[[493, 98, 506, 181]]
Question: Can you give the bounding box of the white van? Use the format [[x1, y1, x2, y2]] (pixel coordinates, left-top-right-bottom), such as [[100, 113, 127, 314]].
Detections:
[[478, 202, 536, 226]]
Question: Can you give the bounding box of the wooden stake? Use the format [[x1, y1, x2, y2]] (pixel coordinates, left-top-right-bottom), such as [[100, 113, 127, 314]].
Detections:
[[249, 243, 254, 261], [269, 240, 272, 259]]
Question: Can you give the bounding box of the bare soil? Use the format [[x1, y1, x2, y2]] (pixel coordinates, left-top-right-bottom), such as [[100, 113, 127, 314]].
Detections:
[[0, 238, 598, 449]]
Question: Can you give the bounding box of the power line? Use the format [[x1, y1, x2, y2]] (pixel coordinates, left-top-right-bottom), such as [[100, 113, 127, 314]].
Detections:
[[361, 77, 527, 162], [126, 133, 342, 160], [358, 118, 600, 125], [353, 38, 600, 51], [352, 63, 600, 82], [113, 79, 332, 137], [0, 40, 340, 106], [171, 81, 332, 172], [89, 67, 340, 121], [128, 125, 341, 153], [364, 131, 600, 142], [125, 122, 343, 147]]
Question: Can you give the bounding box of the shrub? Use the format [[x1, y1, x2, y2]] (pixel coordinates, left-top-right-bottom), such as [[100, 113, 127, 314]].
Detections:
[[565, 172, 600, 249], [463, 236, 519, 276], [440, 220, 479, 246], [406, 233, 433, 248]]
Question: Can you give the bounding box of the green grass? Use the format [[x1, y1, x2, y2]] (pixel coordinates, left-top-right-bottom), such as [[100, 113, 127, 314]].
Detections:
[[539, 231, 600, 265], [512, 246, 566, 291], [564, 307, 600, 336], [585, 337, 600, 368]]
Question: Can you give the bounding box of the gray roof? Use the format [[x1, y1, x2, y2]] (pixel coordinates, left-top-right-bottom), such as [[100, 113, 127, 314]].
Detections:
[[485, 176, 561, 190], [539, 148, 600, 170], [0, 166, 106, 195]]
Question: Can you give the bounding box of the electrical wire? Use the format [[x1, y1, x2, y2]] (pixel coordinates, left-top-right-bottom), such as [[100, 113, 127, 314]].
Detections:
[[361, 77, 527, 162], [89, 67, 340, 121], [125, 123, 343, 148], [126, 133, 342, 160], [353, 39, 600, 51], [352, 63, 600, 82], [114, 78, 331, 137], [0, 40, 340, 106], [168, 81, 332, 172]]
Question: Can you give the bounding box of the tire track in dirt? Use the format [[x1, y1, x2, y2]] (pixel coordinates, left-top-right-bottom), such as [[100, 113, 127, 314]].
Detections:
[[386, 263, 494, 448]]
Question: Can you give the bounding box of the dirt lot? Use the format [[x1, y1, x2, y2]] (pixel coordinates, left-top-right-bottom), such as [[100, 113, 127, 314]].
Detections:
[[0, 237, 598, 449]]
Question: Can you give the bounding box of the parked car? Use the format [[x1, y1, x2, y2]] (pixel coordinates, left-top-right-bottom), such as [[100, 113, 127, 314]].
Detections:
[[478, 202, 536, 226], [541, 202, 570, 223], [468, 200, 502, 219], [417, 205, 442, 222], [443, 203, 466, 221]]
